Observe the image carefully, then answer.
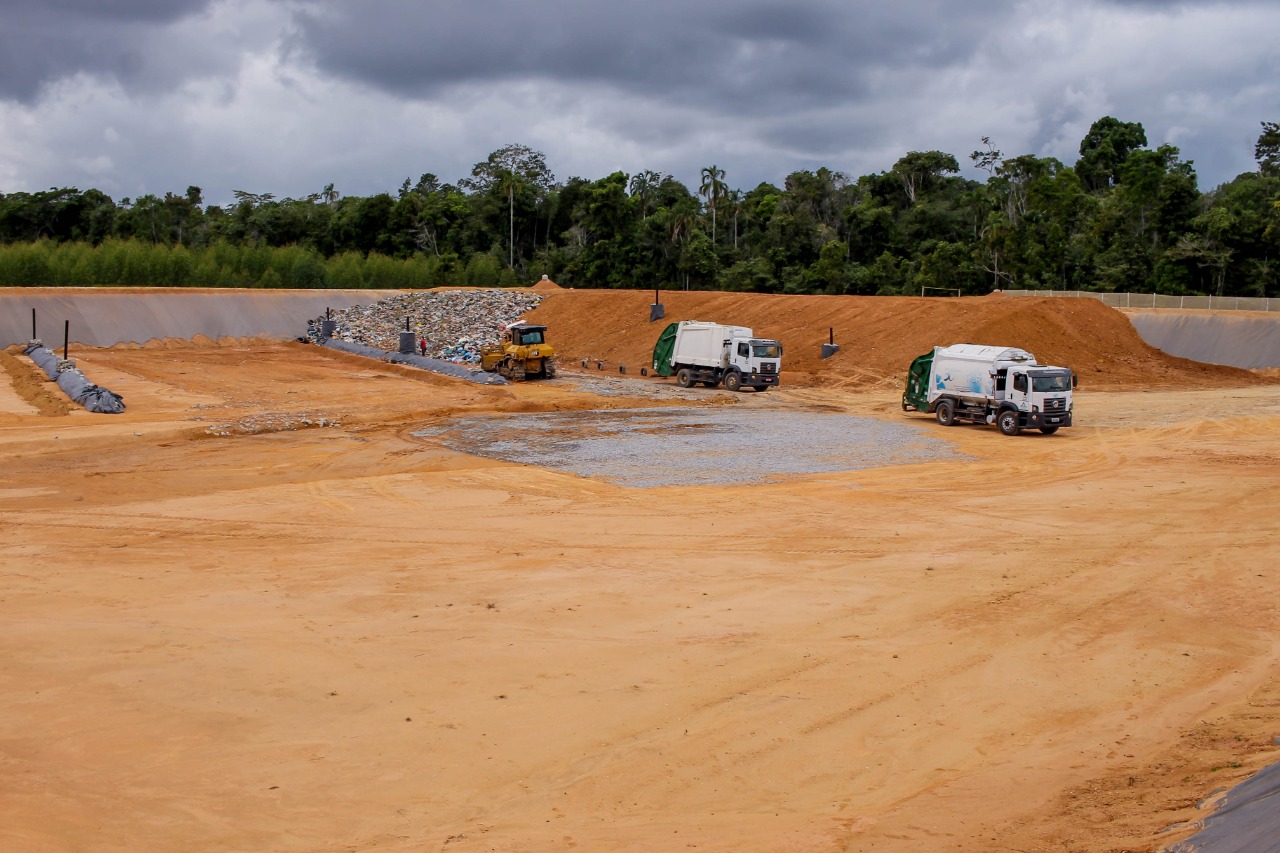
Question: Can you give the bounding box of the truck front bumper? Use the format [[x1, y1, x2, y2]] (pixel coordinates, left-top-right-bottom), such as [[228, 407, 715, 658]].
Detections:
[[1027, 411, 1072, 428]]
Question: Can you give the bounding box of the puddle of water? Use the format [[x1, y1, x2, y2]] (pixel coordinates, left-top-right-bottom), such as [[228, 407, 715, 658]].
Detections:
[[414, 408, 968, 487]]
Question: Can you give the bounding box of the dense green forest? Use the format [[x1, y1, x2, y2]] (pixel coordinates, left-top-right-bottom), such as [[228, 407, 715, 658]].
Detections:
[[1, 117, 1277, 297]]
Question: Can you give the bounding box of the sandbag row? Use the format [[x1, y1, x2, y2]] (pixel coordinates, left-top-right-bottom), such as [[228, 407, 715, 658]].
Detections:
[[22, 340, 126, 414]]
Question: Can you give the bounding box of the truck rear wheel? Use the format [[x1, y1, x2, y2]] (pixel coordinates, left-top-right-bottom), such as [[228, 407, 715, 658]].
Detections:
[[724, 371, 743, 392], [676, 368, 694, 388], [935, 399, 956, 426], [997, 409, 1021, 436]]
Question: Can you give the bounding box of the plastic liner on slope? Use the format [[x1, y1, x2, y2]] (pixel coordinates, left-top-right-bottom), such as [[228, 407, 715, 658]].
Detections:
[[22, 341, 126, 414], [319, 337, 508, 385], [1126, 311, 1280, 370], [1164, 762, 1280, 853]]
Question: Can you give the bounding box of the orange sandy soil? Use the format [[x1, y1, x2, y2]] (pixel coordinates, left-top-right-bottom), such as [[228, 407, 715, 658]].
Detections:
[[2, 291, 1279, 853]]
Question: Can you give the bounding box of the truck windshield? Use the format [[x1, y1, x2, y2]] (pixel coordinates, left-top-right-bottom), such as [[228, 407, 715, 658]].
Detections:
[[1032, 373, 1070, 392], [753, 344, 781, 358]]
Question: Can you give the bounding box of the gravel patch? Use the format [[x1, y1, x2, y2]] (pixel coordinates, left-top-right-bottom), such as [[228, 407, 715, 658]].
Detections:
[[413, 407, 969, 487]]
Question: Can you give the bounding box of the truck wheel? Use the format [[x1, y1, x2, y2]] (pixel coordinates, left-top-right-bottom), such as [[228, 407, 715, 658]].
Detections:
[[676, 368, 694, 388], [997, 410, 1021, 436], [724, 371, 743, 392], [1039, 426, 1059, 435], [935, 399, 956, 426]]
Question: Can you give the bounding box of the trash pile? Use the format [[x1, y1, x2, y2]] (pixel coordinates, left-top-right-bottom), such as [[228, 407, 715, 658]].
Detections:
[[310, 290, 544, 364]]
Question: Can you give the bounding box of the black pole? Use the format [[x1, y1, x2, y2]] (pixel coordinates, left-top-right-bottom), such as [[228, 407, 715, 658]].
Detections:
[[829, 327, 834, 345], [32, 308, 36, 339], [405, 317, 410, 332], [654, 285, 659, 304], [326, 306, 331, 320], [63, 320, 70, 360]]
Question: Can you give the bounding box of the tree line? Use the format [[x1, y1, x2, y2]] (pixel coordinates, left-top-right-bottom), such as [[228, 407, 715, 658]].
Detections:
[[1, 118, 1277, 297]]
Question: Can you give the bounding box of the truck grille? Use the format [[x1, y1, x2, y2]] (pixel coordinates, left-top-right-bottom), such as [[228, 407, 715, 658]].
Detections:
[[1044, 398, 1066, 412], [760, 362, 777, 374]]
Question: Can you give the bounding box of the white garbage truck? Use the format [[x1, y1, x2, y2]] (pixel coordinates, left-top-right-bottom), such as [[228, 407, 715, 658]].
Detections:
[[651, 320, 783, 391], [902, 344, 1076, 435]]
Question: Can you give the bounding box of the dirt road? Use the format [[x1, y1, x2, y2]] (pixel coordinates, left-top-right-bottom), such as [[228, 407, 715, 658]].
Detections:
[[2, 340, 1279, 852]]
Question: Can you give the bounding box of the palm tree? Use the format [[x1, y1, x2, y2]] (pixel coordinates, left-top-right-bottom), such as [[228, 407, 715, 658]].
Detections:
[[727, 188, 743, 250], [628, 170, 662, 220], [668, 201, 698, 290], [699, 165, 726, 244], [496, 169, 522, 269]]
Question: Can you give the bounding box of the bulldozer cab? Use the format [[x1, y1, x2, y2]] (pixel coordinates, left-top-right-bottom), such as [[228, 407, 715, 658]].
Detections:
[[510, 324, 546, 346]]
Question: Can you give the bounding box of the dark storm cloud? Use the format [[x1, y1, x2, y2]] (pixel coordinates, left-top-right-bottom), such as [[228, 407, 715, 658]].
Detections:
[[291, 0, 1007, 112], [1, 0, 1275, 200], [0, 0, 215, 101]]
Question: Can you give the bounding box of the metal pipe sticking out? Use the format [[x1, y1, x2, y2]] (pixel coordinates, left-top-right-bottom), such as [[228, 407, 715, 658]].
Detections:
[[32, 308, 37, 339], [830, 327, 834, 345], [64, 320, 70, 360]]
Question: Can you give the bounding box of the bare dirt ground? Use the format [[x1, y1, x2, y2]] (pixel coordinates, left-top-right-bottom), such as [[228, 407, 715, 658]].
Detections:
[[2, 292, 1279, 852]]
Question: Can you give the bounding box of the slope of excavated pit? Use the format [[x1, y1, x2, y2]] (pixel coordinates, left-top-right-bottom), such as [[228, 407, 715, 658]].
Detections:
[[1124, 309, 1280, 369], [0, 287, 396, 347]]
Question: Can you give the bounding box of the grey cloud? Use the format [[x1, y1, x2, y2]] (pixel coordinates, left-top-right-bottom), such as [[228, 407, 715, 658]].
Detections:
[[291, 0, 1008, 111], [0, 0, 216, 101]]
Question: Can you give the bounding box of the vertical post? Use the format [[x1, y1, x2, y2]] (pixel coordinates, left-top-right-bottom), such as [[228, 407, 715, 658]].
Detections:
[[32, 308, 37, 339], [405, 317, 410, 332], [829, 327, 834, 346], [63, 320, 70, 360]]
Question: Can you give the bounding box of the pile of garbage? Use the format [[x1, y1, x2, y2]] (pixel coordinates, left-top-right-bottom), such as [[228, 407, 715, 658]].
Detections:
[[310, 290, 544, 364]]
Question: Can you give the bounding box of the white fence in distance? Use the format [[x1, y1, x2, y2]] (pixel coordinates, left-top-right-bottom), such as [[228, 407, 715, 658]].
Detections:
[[1000, 290, 1278, 312]]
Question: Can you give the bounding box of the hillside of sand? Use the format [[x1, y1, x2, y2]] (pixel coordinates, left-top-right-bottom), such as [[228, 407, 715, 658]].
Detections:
[[529, 289, 1264, 390]]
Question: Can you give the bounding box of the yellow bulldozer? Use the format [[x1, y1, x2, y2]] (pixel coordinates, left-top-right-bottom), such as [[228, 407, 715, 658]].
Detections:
[[480, 322, 557, 381]]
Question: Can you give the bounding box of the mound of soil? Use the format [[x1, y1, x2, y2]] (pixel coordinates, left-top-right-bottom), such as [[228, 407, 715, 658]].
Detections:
[[528, 290, 1266, 390]]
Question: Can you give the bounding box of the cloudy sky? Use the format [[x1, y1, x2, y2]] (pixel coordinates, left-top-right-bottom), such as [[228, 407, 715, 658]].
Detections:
[[1, 0, 1276, 207]]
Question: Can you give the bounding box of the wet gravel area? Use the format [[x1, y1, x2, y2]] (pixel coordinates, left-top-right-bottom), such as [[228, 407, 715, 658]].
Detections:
[[413, 407, 969, 487], [555, 371, 728, 400]]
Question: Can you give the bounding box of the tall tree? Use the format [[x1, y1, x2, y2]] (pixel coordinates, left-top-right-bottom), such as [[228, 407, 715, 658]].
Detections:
[[891, 151, 960, 205], [1256, 121, 1280, 176], [464, 144, 555, 269], [628, 170, 664, 220], [699, 165, 726, 244], [1077, 117, 1147, 192]]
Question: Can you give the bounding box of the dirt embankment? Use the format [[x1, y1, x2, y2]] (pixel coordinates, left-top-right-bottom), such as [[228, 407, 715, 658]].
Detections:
[[530, 290, 1266, 391]]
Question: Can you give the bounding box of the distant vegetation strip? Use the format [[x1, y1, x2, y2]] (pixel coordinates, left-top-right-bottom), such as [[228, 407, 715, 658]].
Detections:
[[0, 239, 513, 291], [1, 118, 1277, 296]]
